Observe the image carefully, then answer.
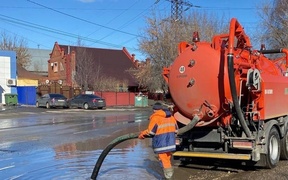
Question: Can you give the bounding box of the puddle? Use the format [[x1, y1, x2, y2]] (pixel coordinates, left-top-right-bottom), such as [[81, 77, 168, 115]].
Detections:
[[0, 139, 163, 180], [0, 111, 163, 179]]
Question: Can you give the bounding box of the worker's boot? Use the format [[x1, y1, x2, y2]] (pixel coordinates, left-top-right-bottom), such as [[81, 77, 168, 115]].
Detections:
[[163, 167, 174, 180]]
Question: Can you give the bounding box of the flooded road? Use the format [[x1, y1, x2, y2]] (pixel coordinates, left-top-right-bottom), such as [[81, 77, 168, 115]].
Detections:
[[0, 107, 163, 180], [1, 107, 288, 180]]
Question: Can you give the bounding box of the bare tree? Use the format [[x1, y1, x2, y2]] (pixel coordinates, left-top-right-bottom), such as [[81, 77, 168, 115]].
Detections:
[[75, 37, 130, 92], [0, 31, 31, 68], [258, 0, 288, 48], [129, 61, 152, 90], [93, 76, 128, 92], [137, 11, 228, 93], [74, 47, 98, 91]]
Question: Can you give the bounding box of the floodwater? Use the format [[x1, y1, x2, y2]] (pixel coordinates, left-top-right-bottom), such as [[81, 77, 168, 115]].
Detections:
[[4, 108, 288, 180], [0, 109, 164, 180], [1, 139, 161, 180]]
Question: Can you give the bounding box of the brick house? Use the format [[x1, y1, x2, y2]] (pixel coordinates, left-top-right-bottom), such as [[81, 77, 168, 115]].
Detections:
[[45, 42, 139, 93]]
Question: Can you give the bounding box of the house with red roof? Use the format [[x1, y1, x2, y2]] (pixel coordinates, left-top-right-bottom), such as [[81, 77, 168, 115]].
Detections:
[[44, 42, 140, 93]]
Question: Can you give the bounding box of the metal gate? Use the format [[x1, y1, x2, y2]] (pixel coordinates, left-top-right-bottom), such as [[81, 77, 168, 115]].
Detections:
[[37, 83, 81, 99]]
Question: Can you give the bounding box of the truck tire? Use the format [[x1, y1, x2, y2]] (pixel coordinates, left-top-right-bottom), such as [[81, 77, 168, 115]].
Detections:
[[264, 127, 280, 168], [280, 130, 288, 160]]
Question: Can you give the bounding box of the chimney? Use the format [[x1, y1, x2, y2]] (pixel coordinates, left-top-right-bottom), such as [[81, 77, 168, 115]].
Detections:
[[135, 60, 139, 67], [131, 54, 135, 62], [61, 48, 65, 57]]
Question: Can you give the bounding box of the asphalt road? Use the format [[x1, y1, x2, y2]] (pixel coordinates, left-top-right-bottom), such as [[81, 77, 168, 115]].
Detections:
[[1, 106, 288, 180]]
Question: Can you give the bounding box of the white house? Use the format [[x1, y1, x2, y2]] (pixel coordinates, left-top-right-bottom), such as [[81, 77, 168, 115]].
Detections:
[[0, 50, 17, 105]]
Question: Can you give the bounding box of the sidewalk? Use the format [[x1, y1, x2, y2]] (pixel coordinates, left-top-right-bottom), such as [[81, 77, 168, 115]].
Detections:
[[0, 103, 5, 110], [0, 103, 19, 111]]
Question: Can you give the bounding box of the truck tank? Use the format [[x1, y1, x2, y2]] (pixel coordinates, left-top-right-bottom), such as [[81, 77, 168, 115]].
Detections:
[[163, 18, 288, 168]]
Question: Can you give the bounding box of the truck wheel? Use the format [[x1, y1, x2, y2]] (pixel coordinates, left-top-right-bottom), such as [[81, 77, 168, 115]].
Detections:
[[46, 102, 50, 109], [264, 127, 280, 168], [280, 130, 288, 160], [83, 103, 89, 110]]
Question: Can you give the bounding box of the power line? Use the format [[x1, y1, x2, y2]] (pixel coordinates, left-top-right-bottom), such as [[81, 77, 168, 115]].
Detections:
[[26, 0, 144, 38], [0, 26, 51, 49], [0, 6, 163, 11], [86, 0, 140, 38], [0, 14, 138, 50], [91, 1, 162, 45], [160, 0, 200, 21]]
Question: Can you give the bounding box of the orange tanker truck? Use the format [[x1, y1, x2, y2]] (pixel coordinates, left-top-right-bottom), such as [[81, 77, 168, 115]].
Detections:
[[91, 18, 288, 179], [163, 18, 288, 168]]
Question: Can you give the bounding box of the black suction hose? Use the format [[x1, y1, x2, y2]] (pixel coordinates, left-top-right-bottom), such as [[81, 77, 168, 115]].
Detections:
[[90, 116, 199, 179], [90, 133, 144, 180], [227, 53, 252, 138], [177, 115, 199, 135]]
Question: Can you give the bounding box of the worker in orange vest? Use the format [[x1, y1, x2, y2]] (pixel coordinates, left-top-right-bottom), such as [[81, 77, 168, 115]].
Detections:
[[138, 102, 178, 179]]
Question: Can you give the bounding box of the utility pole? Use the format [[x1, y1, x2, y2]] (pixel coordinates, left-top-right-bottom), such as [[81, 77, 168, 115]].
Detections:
[[166, 0, 198, 21], [155, 0, 200, 22]]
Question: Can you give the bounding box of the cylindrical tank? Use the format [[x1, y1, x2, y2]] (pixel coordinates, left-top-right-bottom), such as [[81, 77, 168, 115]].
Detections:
[[168, 41, 230, 126], [165, 18, 288, 128], [167, 40, 288, 127]]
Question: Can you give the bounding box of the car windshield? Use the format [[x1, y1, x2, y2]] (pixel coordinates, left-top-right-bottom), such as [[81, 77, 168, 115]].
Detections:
[[50, 94, 66, 98]]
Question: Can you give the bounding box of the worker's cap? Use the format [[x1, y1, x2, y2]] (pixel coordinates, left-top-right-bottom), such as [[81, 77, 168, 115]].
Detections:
[[153, 102, 163, 110]]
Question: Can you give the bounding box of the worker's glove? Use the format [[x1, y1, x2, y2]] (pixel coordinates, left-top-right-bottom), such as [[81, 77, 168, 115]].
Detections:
[[138, 131, 146, 139]]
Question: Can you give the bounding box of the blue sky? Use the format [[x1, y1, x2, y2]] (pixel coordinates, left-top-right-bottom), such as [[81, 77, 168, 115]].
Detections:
[[0, 0, 266, 60]]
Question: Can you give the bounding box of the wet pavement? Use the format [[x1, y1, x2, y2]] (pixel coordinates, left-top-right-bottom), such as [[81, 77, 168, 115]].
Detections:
[[1, 106, 288, 180], [0, 106, 165, 180]]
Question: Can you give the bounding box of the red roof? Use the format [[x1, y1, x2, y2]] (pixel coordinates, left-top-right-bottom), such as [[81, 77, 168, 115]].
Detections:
[[17, 64, 45, 80], [59, 45, 138, 87]]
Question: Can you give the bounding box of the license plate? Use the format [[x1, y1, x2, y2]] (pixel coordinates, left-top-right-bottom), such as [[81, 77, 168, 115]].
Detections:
[[98, 100, 103, 102], [58, 100, 64, 102]]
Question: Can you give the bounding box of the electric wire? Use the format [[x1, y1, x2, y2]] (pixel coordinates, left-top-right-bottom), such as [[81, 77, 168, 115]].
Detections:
[[26, 0, 144, 38], [0, 1, 260, 52], [0, 14, 136, 50], [89, 0, 167, 46], [86, 0, 141, 37]]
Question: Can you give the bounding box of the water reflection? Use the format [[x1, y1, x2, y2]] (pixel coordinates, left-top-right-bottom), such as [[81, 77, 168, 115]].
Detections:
[[0, 112, 149, 130], [0, 111, 161, 179], [1, 139, 161, 180]]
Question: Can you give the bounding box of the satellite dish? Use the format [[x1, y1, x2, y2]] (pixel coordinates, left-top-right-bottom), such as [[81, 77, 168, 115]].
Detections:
[[45, 79, 49, 84], [58, 80, 63, 84]]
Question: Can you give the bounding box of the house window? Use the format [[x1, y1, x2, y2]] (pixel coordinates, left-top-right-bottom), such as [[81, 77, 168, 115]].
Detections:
[[54, 62, 58, 72], [60, 62, 64, 71]]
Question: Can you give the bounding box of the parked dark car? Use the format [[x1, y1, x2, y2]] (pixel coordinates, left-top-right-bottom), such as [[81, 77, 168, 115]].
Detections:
[[36, 93, 68, 109], [68, 94, 106, 110]]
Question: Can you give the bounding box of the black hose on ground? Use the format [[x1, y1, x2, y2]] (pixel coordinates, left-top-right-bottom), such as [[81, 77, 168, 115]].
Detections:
[[90, 133, 143, 180], [90, 115, 199, 179]]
